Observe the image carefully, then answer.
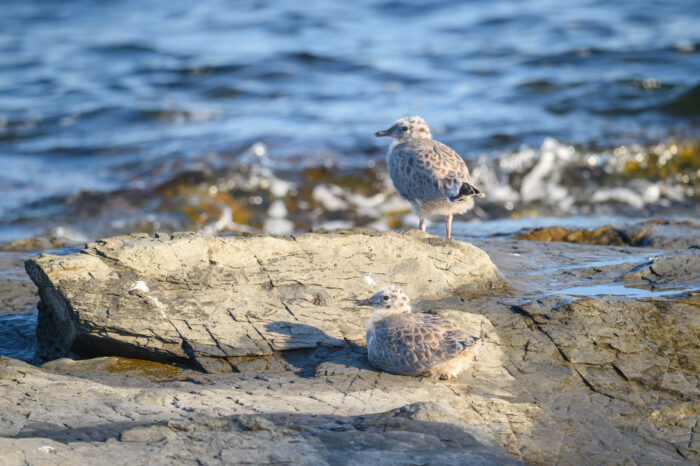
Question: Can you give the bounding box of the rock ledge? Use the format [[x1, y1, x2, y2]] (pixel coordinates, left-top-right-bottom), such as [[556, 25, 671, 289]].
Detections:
[[25, 230, 505, 368]]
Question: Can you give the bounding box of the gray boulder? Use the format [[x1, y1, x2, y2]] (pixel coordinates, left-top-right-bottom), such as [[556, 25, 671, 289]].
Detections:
[[25, 230, 506, 369]]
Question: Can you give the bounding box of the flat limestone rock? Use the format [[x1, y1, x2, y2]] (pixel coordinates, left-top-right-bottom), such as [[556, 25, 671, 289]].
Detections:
[[0, 357, 517, 465], [25, 230, 506, 368], [6, 235, 700, 464]]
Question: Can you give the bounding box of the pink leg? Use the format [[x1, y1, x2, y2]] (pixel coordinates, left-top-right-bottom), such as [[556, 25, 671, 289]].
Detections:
[[419, 218, 426, 232], [445, 214, 453, 239]]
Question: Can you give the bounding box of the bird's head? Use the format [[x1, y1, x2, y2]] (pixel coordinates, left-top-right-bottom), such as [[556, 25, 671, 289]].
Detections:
[[374, 116, 431, 142], [356, 286, 412, 315]]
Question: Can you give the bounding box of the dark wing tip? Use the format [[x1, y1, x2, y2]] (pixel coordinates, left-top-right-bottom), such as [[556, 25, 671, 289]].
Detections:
[[448, 182, 485, 201], [458, 334, 480, 351]]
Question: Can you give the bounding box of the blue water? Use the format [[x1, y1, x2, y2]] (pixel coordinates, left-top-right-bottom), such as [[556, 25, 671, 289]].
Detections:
[[0, 0, 699, 239], [557, 284, 696, 298], [454, 215, 658, 237], [0, 312, 37, 363]]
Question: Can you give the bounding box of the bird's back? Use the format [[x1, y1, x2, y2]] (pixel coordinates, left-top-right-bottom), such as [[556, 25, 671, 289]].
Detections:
[[387, 139, 473, 204], [366, 312, 478, 376]]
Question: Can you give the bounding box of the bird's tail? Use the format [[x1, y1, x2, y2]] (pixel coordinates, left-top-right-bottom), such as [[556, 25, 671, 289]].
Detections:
[[448, 182, 485, 202]]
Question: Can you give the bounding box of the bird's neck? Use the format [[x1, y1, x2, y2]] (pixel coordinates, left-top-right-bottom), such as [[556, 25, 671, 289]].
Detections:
[[366, 306, 411, 331], [388, 136, 431, 153], [388, 139, 401, 154]]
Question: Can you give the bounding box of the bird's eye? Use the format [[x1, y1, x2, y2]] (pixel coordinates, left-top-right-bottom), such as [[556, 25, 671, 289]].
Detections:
[[400, 126, 409, 132], [382, 295, 390, 300]]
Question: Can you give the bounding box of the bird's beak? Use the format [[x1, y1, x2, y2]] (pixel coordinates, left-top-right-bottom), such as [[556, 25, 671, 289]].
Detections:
[[356, 298, 374, 306], [374, 129, 390, 137]]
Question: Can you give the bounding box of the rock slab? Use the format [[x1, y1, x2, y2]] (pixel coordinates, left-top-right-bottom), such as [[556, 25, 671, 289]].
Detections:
[[0, 358, 518, 465], [25, 230, 505, 368]]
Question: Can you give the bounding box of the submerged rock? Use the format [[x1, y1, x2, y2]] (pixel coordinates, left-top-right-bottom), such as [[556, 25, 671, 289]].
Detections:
[[618, 247, 700, 286], [515, 219, 700, 248], [0, 236, 78, 252], [515, 224, 631, 245], [24, 230, 506, 368], [0, 252, 37, 314]]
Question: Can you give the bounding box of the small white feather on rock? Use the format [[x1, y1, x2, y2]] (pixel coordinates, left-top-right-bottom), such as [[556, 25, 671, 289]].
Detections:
[[128, 281, 150, 294]]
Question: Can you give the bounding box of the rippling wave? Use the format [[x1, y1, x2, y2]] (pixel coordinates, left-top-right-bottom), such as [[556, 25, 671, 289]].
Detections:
[[2, 138, 697, 242]]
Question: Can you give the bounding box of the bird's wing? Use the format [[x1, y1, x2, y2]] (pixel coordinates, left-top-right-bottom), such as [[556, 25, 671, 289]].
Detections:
[[389, 140, 475, 202], [429, 140, 472, 180], [369, 313, 478, 376]]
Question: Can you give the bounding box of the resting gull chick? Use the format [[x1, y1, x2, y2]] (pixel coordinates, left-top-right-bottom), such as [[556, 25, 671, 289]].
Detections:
[[357, 286, 480, 380], [375, 116, 485, 238]]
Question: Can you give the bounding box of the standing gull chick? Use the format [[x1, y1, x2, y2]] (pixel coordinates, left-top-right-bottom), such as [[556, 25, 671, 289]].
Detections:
[[357, 286, 480, 380], [375, 116, 484, 238]]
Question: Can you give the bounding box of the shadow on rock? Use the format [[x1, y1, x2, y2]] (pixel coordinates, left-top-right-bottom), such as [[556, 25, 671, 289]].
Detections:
[[8, 403, 518, 465], [264, 321, 378, 378]]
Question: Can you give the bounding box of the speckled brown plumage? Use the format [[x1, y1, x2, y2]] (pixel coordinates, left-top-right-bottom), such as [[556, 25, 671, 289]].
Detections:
[[367, 312, 479, 377], [357, 286, 481, 380], [388, 138, 478, 207]]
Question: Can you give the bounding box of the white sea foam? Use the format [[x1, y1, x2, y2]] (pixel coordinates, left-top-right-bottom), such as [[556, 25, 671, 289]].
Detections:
[[312, 184, 349, 211], [267, 200, 288, 218], [591, 188, 644, 209], [269, 178, 294, 198], [264, 217, 294, 235], [519, 138, 574, 205], [51, 225, 88, 242], [315, 219, 354, 230]]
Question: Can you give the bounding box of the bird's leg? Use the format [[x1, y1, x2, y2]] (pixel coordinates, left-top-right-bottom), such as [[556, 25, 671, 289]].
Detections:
[[419, 218, 426, 232], [445, 214, 453, 239]]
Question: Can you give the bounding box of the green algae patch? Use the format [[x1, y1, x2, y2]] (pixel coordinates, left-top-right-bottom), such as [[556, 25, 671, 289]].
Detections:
[[620, 141, 700, 187], [515, 225, 631, 246], [515, 220, 700, 248], [42, 356, 185, 381], [103, 357, 183, 378]]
